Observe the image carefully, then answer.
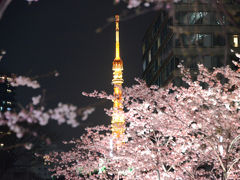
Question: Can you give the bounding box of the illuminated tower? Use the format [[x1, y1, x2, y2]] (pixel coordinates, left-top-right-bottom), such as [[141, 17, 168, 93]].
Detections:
[[111, 15, 125, 147]]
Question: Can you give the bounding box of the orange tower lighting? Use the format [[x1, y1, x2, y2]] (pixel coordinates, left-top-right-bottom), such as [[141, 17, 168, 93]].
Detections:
[[111, 15, 125, 146]]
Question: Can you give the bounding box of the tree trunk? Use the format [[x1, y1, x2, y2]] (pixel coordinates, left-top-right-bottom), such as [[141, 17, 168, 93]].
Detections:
[[156, 169, 160, 180], [221, 171, 227, 180]]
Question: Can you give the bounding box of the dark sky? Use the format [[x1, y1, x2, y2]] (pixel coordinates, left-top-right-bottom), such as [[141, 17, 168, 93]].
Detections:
[[0, 0, 156, 140]]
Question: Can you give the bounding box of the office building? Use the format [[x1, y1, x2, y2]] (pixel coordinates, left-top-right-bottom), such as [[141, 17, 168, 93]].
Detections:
[[142, 0, 240, 86], [0, 73, 15, 112]]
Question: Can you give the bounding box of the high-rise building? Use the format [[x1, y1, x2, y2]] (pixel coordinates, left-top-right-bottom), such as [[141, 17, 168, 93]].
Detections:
[[142, 0, 240, 86], [0, 73, 15, 112]]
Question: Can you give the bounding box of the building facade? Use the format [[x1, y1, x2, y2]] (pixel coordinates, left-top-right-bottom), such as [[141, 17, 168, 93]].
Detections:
[[0, 73, 15, 112], [142, 0, 240, 86]]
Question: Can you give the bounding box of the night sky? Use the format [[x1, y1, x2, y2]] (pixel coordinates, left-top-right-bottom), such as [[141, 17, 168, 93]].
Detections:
[[0, 0, 156, 140]]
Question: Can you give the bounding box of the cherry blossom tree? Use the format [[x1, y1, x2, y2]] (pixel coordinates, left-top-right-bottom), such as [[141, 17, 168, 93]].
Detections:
[[44, 63, 240, 180], [118, 64, 240, 179], [0, 75, 95, 143]]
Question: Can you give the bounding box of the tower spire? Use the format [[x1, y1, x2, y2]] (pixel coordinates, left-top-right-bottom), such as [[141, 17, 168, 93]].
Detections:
[[115, 15, 120, 60]]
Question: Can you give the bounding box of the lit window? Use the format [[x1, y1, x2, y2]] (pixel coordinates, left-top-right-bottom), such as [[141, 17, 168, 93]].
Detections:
[[233, 35, 239, 47], [7, 77, 12, 81], [7, 89, 12, 93], [148, 50, 151, 63], [7, 107, 11, 111], [189, 12, 209, 25], [0, 107, 3, 111], [7, 101, 11, 105]]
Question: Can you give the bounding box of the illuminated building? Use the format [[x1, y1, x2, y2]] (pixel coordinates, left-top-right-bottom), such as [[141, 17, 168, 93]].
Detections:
[[0, 73, 15, 112], [111, 15, 125, 147], [0, 73, 16, 178], [142, 0, 240, 86]]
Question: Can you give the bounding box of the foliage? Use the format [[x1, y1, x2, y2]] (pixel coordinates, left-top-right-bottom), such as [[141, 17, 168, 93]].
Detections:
[[45, 63, 240, 179]]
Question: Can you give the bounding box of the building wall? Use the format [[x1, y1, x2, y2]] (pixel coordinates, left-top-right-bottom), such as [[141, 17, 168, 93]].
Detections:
[[142, 0, 240, 86], [0, 74, 15, 112]]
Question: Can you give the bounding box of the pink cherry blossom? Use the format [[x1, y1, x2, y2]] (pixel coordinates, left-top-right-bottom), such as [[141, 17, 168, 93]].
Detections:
[[81, 107, 95, 121], [32, 95, 41, 105], [46, 63, 240, 179], [11, 76, 40, 89], [26, 0, 38, 4], [1, 76, 95, 139]]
